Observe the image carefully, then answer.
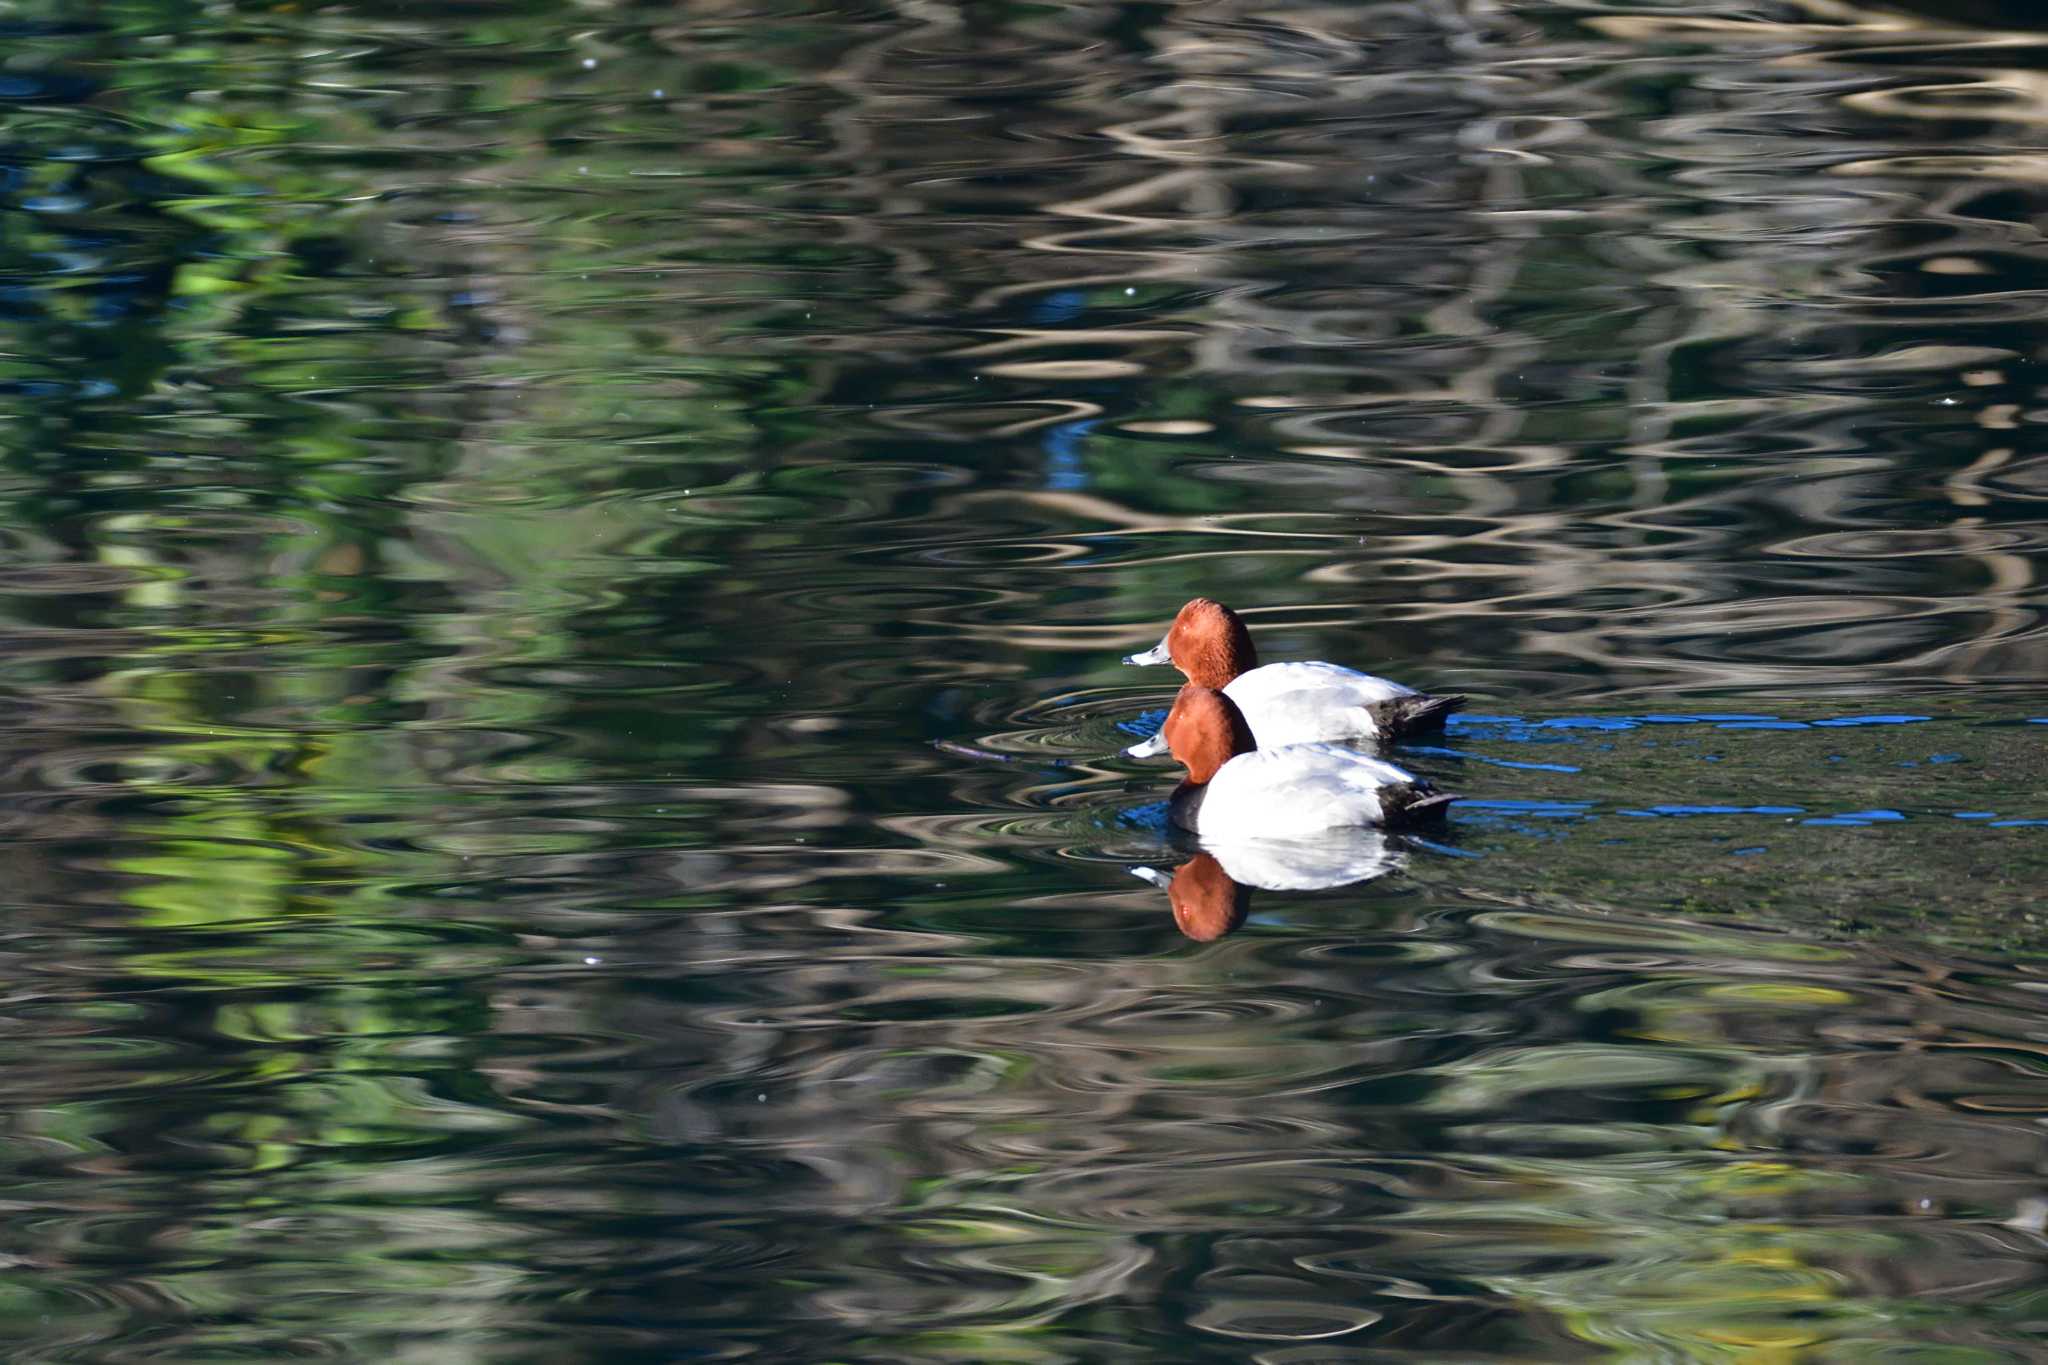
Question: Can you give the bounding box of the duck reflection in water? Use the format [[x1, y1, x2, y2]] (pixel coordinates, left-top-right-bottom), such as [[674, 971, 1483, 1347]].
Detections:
[[1131, 828, 1406, 941]]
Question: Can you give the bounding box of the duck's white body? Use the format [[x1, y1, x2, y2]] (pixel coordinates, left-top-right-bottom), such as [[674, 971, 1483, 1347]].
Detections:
[[1167, 743, 1438, 837], [1222, 661, 1423, 746], [1124, 660, 1456, 756]]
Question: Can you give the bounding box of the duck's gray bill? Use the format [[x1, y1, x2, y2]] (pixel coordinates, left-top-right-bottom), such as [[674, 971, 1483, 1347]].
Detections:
[[1129, 866, 1173, 890], [1123, 640, 1171, 666], [1123, 732, 1169, 760]]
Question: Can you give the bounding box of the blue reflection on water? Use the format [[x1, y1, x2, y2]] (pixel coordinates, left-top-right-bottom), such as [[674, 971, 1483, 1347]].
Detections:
[[1803, 809, 1907, 827], [1400, 744, 1579, 774], [1043, 419, 1096, 491], [1118, 707, 1166, 739]]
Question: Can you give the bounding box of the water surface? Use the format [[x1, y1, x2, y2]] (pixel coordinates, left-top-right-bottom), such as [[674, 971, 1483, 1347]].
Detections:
[[3, 0, 2048, 1358]]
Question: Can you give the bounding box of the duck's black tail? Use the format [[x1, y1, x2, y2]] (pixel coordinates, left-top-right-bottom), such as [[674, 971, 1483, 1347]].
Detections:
[[1393, 693, 1466, 734]]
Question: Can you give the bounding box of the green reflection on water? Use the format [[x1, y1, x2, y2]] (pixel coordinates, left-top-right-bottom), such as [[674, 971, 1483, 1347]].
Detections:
[[0, 0, 2045, 1360]]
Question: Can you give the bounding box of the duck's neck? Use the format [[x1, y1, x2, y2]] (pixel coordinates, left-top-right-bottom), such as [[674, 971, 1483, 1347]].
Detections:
[[1186, 637, 1256, 690], [1168, 780, 1208, 831]]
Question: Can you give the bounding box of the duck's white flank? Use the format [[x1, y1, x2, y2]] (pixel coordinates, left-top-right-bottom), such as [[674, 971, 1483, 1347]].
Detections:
[[1171, 743, 1427, 837], [1221, 661, 1418, 745]]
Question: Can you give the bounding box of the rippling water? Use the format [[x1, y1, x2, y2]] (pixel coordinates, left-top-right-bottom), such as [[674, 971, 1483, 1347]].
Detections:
[[4, 0, 2048, 1357]]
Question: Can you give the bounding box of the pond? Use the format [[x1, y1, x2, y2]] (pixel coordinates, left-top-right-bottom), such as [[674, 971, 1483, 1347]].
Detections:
[[3, 0, 2048, 1358]]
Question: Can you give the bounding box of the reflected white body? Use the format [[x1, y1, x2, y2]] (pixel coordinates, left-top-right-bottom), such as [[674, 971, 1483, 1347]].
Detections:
[[1200, 827, 1403, 890], [1167, 743, 1426, 837]]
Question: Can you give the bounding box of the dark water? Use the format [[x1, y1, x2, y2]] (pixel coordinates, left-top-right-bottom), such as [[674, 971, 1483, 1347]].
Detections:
[[4, 0, 2048, 1357]]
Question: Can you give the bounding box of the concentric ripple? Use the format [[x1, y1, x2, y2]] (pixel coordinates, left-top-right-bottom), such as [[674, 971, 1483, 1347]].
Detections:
[[0, 0, 2045, 1361]]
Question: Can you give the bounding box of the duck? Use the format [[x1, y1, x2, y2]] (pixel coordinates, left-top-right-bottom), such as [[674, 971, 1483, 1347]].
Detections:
[[1148, 685, 1456, 837], [1131, 831, 1404, 941], [1122, 597, 1464, 754]]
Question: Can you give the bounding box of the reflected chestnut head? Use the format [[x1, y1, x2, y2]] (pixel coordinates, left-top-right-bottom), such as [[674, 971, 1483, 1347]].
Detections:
[[1165, 853, 1252, 941]]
